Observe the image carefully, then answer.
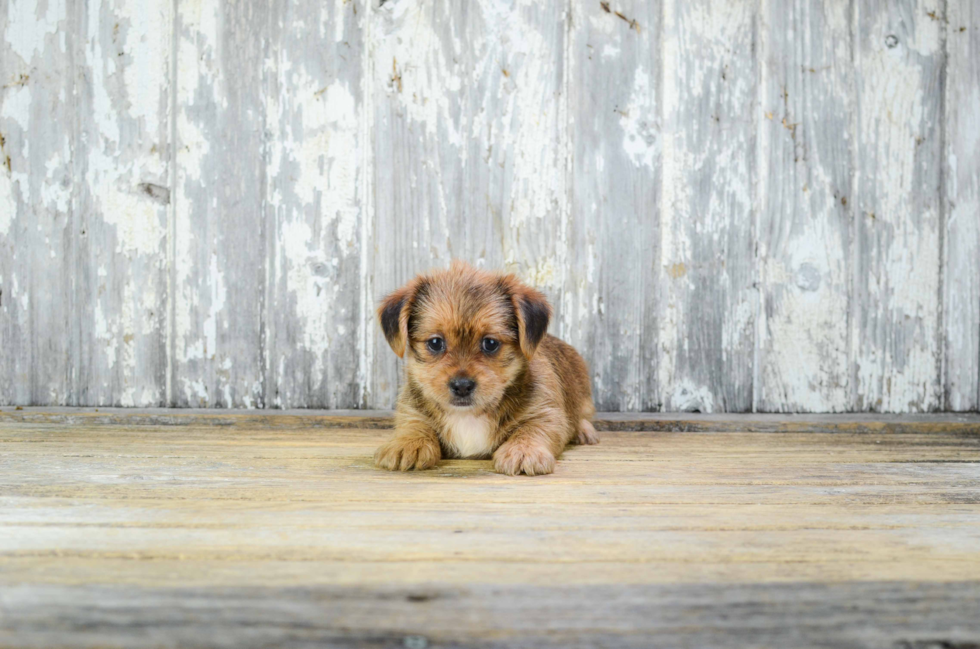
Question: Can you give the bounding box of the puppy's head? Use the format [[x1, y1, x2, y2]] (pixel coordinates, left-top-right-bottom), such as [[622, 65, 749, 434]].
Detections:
[[378, 261, 551, 412]]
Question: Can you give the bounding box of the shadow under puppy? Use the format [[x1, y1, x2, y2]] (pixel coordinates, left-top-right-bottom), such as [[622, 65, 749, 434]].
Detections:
[[374, 261, 598, 476]]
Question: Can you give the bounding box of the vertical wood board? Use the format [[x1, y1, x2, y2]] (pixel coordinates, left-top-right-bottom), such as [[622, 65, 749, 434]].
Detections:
[[757, 0, 853, 412], [171, 0, 269, 407], [658, 0, 758, 412], [565, 0, 662, 411], [72, 0, 173, 407], [943, 0, 980, 411], [265, 0, 365, 409], [852, 0, 944, 412], [0, 0, 74, 405]]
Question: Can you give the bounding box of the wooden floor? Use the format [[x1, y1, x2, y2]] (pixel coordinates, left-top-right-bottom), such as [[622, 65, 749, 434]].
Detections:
[[1, 409, 979, 648]]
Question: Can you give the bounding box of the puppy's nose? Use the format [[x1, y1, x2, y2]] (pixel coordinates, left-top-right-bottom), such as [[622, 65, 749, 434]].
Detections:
[[449, 377, 476, 397]]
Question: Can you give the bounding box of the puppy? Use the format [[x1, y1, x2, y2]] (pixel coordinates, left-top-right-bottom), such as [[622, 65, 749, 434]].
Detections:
[[373, 261, 598, 476]]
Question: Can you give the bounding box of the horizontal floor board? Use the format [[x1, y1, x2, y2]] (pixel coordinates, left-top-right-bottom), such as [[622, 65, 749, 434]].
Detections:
[[2, 582, 979, 649]]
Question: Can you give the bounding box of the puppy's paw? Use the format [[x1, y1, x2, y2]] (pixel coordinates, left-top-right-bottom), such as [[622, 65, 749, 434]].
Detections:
[[574, 419, 599, 445], [493, 440, 556, 476], [374, 435, 441, 471]]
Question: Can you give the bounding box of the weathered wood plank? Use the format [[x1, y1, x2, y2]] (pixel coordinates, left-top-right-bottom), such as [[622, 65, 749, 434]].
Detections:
[[0, 424, 978, 571], [851, 0, 944, 412], [0, 0, 74, 405], [71, 0, 173, 407], [658, 0, 758, 412], [565, 0, 661, 411], [171, 0, 270, 407], [944, 0, 980, 411], [366, 0, 568, 408], [757, 0, 853, 412], [264, 0, 364, 409], [2, 581, 979, 649]]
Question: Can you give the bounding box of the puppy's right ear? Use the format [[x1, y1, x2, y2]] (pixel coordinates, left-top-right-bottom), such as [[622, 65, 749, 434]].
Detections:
[[377, 280, 419, 358]]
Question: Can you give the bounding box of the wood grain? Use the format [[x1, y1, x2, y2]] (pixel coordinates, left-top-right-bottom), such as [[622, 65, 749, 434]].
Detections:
[[757, 0, 852, 412], [944, 1, 980, 411], [72, 0, 173, 407], [265, 0, 365, 409], [565, 0, 661, 411], [0, 0, 74, 405], [659, 0, 758, 412], [171, 0, 269, 407], [852, 0, 944, 412], [1, 582, 979, 649], [0, 414, 979, 646]]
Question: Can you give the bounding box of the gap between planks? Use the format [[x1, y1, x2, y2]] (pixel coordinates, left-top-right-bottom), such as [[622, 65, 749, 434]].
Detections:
[[1, 408, 979, 433]]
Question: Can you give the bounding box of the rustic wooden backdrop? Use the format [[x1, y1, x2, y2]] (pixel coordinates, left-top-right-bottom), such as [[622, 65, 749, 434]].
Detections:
[[0, 0, 977, 412]]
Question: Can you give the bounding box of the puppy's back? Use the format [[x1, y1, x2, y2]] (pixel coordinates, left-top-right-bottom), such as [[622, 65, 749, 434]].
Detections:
[[538, 334, 595, 422]]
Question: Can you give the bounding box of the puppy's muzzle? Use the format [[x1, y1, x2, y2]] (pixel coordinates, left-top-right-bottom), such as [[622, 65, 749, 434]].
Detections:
[[449, 377, 476, 398]]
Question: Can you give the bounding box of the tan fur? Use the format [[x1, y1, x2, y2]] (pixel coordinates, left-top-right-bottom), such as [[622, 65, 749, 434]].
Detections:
[[373, 261, 598, 476]]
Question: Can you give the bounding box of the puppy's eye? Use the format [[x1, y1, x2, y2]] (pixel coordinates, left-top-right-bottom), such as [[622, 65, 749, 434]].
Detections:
[[426, 337, 445, 353], [481, 337, 500, 354]]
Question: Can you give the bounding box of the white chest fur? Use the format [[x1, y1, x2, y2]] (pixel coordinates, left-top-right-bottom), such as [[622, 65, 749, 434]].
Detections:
[[443, 413, 494, 459]]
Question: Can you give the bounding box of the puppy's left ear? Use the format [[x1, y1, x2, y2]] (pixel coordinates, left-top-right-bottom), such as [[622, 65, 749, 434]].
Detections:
[[510, 282, 551, 359], [378, 278, 423, 358]]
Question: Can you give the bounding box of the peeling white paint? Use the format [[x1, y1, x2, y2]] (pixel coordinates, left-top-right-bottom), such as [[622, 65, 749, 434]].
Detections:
[[374, 1, 463, 148], [279, 219, 333, 388], [94, 303, 116, 370], [852, 2, 944, 411], [671, 380, 716, 413], [485, 0, 563, 229], [658, 0, 757, 411], [120, 0, 170, 137], [619, 68, 658, 169], [204, 249, 226, 361], [173, 0, 221, 375], [284, 78, 359, 255], [175, 113, 210, 185], [181, 378, 209, 406], [2, 84, 33, 131], [67, 0, 175, 405], [41, 151, 70, 213], [517, 257, 559, 291], [96, 186, 165, 256], [755, 0, 853, 412], [6, 0, 66, 62], [943, 0, 980, 410], [0, 170, 15, 237]]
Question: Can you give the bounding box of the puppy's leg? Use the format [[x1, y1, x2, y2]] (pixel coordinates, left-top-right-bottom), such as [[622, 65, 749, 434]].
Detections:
[[573, 419, 599, 445], [493, 411, 565, 476], [374, 411, 441, 471]]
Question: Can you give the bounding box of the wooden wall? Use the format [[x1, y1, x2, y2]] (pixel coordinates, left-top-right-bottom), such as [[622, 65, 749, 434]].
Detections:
[[1, 0, 977, 412]]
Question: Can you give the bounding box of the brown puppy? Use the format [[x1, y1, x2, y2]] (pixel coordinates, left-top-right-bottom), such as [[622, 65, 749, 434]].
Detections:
[[374, 261, 598, 476]]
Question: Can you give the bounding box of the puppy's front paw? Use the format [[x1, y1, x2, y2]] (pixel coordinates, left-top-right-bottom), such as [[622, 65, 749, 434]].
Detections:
[[493, 441, 555, 476], [574, 419, 599, 445], [374, 435, 441, 471]]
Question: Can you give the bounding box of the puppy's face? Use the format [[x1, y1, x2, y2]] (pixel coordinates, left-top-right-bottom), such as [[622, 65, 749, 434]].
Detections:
[[378, 262, 550, 414]]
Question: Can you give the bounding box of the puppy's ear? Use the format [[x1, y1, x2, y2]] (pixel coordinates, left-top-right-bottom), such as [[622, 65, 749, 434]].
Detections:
[[508, 280, 551, 359], [378, 279, 424, 358]]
